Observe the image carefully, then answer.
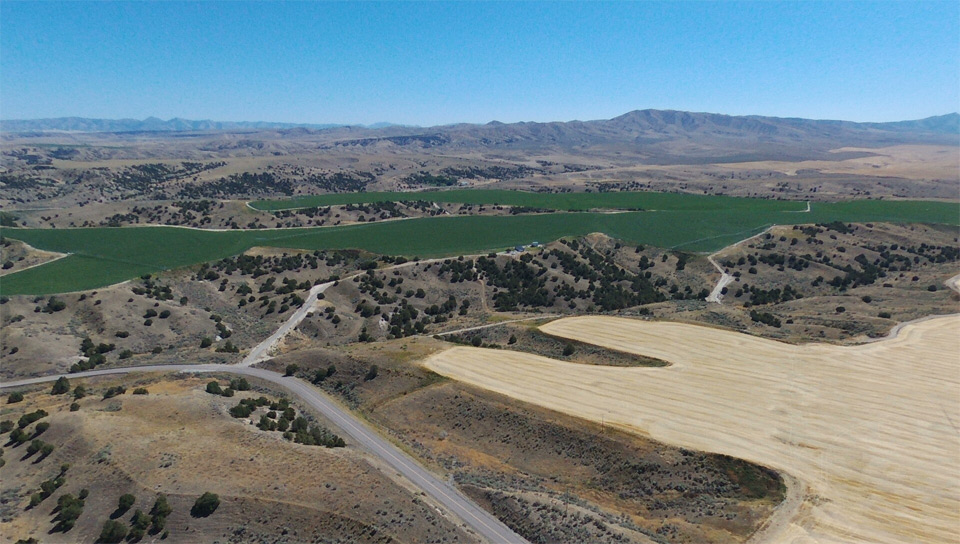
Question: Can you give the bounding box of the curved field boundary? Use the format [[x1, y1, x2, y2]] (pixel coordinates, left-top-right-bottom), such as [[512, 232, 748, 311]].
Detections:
[[424, 315, 960, 544], [1, 198, 957, 295]]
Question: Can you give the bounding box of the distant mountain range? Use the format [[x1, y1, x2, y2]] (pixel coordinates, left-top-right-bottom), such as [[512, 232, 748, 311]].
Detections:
[[0, 116, 404, 133], [2, 112, 957, 137], [3, 111, 957, 165]]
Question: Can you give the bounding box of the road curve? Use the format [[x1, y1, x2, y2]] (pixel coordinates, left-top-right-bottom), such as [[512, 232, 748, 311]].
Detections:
[[0, 365, 527, 544]]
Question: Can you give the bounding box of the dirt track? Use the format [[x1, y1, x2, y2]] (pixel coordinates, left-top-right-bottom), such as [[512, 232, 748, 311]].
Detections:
[[424, 314, 960, 544]]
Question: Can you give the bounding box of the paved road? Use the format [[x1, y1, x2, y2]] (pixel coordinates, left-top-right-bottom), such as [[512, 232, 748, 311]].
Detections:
[[1, 365, 527, 544]]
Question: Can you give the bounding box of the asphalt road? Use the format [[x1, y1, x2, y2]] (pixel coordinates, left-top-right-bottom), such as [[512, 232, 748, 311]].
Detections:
[[1, 364, 527, 544]]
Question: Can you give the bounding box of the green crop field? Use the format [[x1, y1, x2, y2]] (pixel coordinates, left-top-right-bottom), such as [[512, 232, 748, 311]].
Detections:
[[249, 189, 810, 212], [1, 197, 956, 295]]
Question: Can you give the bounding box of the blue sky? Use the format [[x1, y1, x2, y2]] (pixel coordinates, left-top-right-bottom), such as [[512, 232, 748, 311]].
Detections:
[[1, 1, 957, 125]]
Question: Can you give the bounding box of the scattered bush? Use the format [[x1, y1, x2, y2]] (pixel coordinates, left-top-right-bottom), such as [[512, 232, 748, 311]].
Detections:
[[200, 337, 213, 348], [102, 386, 126, 399], [285, 364, 299, 377], [133, 388, 149, 395], [18, 409, 48, 428], [215, 341, 238, 353], [190, 492, 220, 517], [51, 376, 71, 395], [7, 392, 24, 404], [54, 493, 84, 530], [98, 520, 128, 543], [118, 493, 136, 513]]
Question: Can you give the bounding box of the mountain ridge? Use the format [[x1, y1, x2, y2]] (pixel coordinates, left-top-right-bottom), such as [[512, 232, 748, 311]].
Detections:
[[2, 110, 957, 136]]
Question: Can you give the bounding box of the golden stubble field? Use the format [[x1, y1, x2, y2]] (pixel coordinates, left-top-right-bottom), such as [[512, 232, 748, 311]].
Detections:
[[423, 314, 960, 544]]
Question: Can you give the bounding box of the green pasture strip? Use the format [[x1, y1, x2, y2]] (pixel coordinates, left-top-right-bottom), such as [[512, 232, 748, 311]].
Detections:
[[249, 189, 809, 212], [1, 199, 956, 295]]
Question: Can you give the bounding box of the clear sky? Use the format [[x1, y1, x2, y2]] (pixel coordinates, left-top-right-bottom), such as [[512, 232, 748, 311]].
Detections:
[[1, 1, 957, 125]]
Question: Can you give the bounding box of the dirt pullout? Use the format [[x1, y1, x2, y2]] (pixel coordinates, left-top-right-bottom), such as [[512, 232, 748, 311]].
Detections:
[[424, 315, 960, 544]]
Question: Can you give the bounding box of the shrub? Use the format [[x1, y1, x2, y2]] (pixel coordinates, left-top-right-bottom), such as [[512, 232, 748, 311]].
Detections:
[[98, 520, 128, 543], [861, 295, 872, 303], [151, 346, 163, 354], [190, 492, 220, 517], [229, 403, 252, 418], [878, 311, 892, 319], [45, 297, 66, 313], [205, 381, 222, 395], [119, 350, 134, 360], [508, 334, 517, 345], [133, 388, 149, 395], [54, 493, 84, 530], [102, 386, 126, 399], [284, 364, 299, 377], [18, 410, 48, 428], [562, 344, 576, 356], [200, 337, 213, 348], [835, 306, 846, 313], [131, 509, 151, 531], [27, 439, 46, 456], [229, 377, 250, 391], [34, 421, 50, 436], [150, 494, 172, 526], [215, 341, 238, 353], [143, 319, 153, 326], [69, 402, 80, 412], [9, 428, 28, 444], [0, 420, 13, 434], [51, 376, 70, 395], [364, 365, 379, 381], [118, 493, 136, 512], [749, 310, 782, 328], [158, 310, 171, 319], [7, 392, 24, 404], [73, 385, 86, 399], [115, 330, 130, 338], [927, 285, 938, 292]]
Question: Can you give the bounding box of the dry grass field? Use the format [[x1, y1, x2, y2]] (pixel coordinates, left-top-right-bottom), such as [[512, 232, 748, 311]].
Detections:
[[719, 145, 959, 181], [0, 375, 478, 543], [424, 314, 960, 544]]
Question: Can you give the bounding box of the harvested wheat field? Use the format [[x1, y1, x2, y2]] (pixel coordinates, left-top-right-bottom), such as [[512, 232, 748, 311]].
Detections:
[[423, 314, 960, 544]]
